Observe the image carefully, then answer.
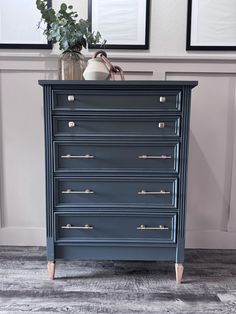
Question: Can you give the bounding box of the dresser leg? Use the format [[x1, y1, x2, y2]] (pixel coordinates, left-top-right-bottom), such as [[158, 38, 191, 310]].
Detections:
[[47, 261, 56, 280], [175, 263, 184, 284]]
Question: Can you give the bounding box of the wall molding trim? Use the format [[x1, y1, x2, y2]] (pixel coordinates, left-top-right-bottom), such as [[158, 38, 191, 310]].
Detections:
[[1, 56, 236, 74], [0, 228, 46, 246], [1, 54, 236, 73], [1, 51, 236, 63], [186, 230, 236, 249]]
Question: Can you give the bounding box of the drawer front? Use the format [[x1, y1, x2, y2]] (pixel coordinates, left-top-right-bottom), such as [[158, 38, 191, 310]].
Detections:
[[55, 212, 177, 244], [53, 116, 180, 137], [54, 141, 179, 173], [54, 177, 178, 208], [52, 90, 181, 111]]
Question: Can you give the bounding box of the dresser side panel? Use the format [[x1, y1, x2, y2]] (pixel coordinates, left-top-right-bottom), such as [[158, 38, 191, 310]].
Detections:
[[43, 85, 55, 261], [176, 86, 192, 263]]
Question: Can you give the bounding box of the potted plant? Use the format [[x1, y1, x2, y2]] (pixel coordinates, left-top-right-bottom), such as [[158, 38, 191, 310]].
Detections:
[[36, 0, 105, 80]]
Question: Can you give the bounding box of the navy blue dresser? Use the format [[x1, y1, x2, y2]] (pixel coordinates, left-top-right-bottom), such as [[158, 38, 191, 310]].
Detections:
[[39, 80, 197, 283]]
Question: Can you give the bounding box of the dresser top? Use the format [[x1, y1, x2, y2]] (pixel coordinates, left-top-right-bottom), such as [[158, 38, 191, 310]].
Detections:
[[39, 80, 198, 88]]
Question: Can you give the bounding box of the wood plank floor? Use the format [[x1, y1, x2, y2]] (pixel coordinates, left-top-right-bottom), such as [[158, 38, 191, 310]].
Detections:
[[0, 247, 236, 313]]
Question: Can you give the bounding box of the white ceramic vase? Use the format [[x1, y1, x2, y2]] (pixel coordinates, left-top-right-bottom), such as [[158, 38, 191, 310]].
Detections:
[[83, 57, 110, 80]]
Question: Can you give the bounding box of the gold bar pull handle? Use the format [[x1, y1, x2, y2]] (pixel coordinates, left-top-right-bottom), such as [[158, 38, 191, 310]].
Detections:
[[138, 190, 171, 195], [67, 95, 75, 102], [138, 155, 171, 159], [61, 223, 93, 230], [61, 154, 95, 159], [61, 189, 94, 194], [137, 224, 169, 230]]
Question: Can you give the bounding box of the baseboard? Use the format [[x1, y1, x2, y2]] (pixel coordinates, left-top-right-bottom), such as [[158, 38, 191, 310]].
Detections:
[[186, 230, 236, 249], [0, 227, 236, 249], [0, 227, 46, 246]]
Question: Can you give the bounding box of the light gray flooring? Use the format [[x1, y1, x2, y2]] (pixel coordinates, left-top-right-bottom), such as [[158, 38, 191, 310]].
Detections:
[[0, 247, 236, 313]]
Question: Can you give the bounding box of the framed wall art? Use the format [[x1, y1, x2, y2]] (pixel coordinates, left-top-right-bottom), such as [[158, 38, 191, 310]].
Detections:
[[88, 0, 150, 50], [186, 0, 236, 51], [0, 0, 52, 49]]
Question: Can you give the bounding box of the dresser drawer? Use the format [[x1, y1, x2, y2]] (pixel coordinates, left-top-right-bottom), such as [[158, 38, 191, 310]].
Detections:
[[52, 90, 181, 111], [53, 116, 180, 137], [54, 177, 178, 208], [55, 212, 177, 244], [54, 141, 179, 173]]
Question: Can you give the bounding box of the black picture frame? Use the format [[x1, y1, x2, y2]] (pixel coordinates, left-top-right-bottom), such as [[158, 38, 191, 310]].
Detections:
[[88, 0, 150, 50], [186, 0, 236, 51], [0, 0, 52, 49]]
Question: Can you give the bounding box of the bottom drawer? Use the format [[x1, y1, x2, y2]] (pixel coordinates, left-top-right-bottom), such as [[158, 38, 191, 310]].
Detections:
[[55, 245, 177, 261], [55, 213, 177, 244]]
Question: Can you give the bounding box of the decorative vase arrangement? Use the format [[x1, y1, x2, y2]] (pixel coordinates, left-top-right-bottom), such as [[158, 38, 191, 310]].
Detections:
[[36, 0, 105, 80], [59, 49, 85, 80], [83, 50, 125, 81], [83, 51, 110, 80]]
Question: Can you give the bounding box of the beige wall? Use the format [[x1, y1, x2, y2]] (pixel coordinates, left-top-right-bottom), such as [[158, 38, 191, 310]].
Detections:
[[0, 0, 236, 248]]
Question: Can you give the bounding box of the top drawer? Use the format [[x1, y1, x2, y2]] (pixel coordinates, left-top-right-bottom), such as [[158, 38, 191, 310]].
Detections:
[[52, 90, 182, 112]]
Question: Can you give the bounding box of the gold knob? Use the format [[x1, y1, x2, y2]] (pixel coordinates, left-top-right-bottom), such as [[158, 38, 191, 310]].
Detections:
[[68, 95, 75, 102], [68, 121, 76, 128], [158, 122, 165, 129], [159, 96, 166, 103]]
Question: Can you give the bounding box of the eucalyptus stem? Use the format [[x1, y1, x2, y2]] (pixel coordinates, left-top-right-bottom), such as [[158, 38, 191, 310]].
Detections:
[[36, 0, 105, 51]]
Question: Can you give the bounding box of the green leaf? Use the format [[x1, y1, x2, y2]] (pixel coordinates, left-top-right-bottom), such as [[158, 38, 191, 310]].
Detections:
[[60, 3, 67, 11]]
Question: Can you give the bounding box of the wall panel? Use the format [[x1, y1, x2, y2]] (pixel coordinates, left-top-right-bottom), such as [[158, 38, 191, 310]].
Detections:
[[0, 56, 235, 249]]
